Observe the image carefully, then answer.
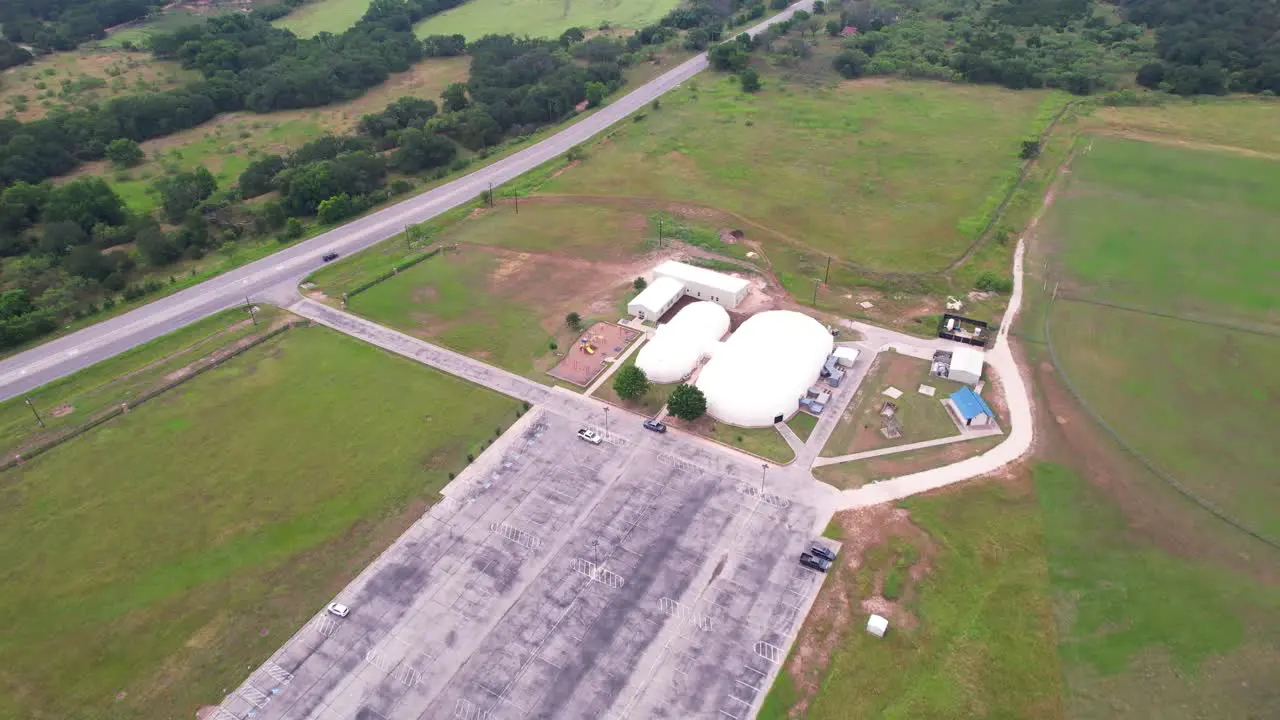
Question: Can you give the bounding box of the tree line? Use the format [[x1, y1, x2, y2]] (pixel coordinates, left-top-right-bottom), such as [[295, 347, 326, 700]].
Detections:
[[0, 0, 159, 55], [1125, 0, 1280, 95], [0, 0, 469, 193]]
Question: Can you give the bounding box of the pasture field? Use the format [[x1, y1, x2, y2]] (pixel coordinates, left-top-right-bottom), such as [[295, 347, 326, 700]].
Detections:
[[1048, 301, 1280, 539], [0, 306, 279, 460], [1042, 136, 1280, 538], [0, 49, 197, 122], [80, 56, 471, 212], [542, 76, 1063, 273], [414, 0, 680, 40], [1035, 463, 1280, 718], [0, 324, 520, 720], [1048, 136, 1280, 324], [761, 475, 1063, 719], [821, 351, 969, 456], [1092, 96, 1280, 156], [275, 0, 371, 37]]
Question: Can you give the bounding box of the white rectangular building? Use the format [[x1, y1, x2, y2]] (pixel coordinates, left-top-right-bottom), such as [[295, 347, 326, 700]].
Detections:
[[832, 346, 860, 367], [627, 276, 685, 321], [652, 260, 750, 309], [947, 347, 985, 385]]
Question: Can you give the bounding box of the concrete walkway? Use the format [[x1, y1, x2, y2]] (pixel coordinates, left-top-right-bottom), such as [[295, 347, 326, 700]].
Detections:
[[775, 421, 806, 459], [584, 334, 647, 396], [812, 427, 1003, 467], [832, 241, 1035, 509]]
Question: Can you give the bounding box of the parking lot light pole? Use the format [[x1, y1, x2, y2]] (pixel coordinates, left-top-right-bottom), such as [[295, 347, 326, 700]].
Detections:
[[604, 406, 610, 440], [761, 463, 768, 495]]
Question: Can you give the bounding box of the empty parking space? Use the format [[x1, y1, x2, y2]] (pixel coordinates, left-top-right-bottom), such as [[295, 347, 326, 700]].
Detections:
[[214, 409, 837, 720]]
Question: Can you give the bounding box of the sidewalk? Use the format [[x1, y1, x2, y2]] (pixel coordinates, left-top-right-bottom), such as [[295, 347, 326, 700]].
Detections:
[[812, 427, 1002, 467]]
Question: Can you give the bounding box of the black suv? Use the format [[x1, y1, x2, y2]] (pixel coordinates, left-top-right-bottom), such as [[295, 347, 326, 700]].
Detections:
[[810, 545, 837, 563], [322, 252, 340, 262]]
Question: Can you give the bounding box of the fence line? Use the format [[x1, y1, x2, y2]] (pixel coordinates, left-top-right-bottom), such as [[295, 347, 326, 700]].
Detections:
[[346, 245, 453, 298], [1043, 293, 1279, 551], [1, 320, 305, 473]]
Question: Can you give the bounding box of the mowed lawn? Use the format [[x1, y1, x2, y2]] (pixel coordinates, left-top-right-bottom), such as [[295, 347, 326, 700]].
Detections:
[[1049, 137, 1280, 324], [0, 326, 519, 719], [821, 351, 968, 457], [415, 0, 680, 40], [543, 77, 1060, 272], [275, 0, 371, 37]]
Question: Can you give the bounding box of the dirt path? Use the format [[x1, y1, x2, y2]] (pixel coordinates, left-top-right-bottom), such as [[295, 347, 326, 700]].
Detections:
[[1087, 127, 1280, 161]]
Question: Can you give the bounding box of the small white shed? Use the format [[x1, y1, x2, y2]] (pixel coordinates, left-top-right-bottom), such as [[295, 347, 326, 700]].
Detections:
[[867, 614, 889, 638]]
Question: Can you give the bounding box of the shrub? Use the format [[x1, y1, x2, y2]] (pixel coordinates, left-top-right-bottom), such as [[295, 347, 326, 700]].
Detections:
[[975, 271, 1013, 293]]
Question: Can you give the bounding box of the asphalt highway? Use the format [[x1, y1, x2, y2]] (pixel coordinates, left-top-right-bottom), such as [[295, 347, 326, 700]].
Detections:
[[0, 3, 813, 402]]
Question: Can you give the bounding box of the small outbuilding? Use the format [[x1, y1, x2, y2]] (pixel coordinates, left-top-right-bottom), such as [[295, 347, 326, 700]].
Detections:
[[949, 386, 994, 428], [867, 614, 889, 638], [932, 347, 984, 385], [832, 346, 860, 367]]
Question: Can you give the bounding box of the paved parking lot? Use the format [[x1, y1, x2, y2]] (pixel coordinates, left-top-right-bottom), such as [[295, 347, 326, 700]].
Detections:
[[213, 409, 838, 720]]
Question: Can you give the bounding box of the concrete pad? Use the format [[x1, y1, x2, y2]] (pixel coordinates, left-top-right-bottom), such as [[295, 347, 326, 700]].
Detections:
[[882, 386, 903, 399], [222, 408, 835, 720], [917, 384, 936, 397], [858, 301, 874, 309]]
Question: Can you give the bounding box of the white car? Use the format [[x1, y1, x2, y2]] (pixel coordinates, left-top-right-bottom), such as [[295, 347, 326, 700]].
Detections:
[[326, 602, 351, 618], [577, 428, 602, 445]]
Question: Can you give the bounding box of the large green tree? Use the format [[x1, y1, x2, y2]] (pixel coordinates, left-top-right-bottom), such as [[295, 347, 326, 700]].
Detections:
[[667, 383, 707, 421], [612, 365, 650, 401]]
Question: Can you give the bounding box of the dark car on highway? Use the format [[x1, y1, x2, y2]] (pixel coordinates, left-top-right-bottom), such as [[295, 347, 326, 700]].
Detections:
[[799, 552, 831, 572], [322, 252, 340, 262], [643, 419, 667, 433]]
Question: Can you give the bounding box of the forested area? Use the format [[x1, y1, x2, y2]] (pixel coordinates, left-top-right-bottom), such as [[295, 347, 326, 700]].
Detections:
[[0, 0, 159, 55], [1125, 0, 1280, 95]]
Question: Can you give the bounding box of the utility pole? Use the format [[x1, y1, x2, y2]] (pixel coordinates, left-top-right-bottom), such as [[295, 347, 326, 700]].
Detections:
[[488, 182, 494, 208], [658, 219, 663, 247], [25, 398, 45, 429], [245, 296, 257, 325], [603, 406, 610, 440], [812, 279, 819, 307], [824, 256, 831, 284], [514, 192, 519, 214], [760, 463, 768, 494]]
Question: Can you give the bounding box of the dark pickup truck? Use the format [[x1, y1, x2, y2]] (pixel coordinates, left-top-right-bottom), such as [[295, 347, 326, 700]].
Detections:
[[799, 552, 831, 572]]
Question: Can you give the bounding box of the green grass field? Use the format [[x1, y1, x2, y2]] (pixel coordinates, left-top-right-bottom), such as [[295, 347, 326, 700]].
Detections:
[[821, 351, 967, 456], [1044, 137, 1280, 538], [414, 0, 680, 40], [1050, 137, 1280, 323], [1094, 96, 1280, 155], [699, 421, 793, 464], [1035, 463, 1280, 718], [0, 306, 277, 459], [275, 0, 371, 37], [0, 324, 519, 719], [592, 346, 675, 416], [785, 410, 818, 442], [762, 476, 1063, 718], [812, 435, 1001, 489], [1049, 301, 1280, 539], [543, 77, 1063, 273], [98, 10, 208, 48]]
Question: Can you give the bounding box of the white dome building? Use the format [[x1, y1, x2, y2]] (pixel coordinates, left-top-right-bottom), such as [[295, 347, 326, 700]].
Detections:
[[635, 301, 730, 383], [696, 310, 833, 427]]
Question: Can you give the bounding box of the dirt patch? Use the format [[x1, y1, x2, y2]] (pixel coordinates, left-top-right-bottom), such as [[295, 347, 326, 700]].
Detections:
[[411, 286, 439, 303], [548, 159, 581, 180], [487, 252, 531, 288], [49, 404, 75, 418], [783, 505, 935, 716]]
